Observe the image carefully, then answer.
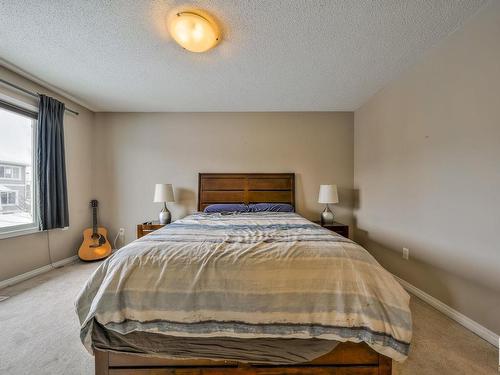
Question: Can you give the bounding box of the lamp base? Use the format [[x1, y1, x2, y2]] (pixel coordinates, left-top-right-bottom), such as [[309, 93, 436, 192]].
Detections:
[[159, 204, 171, 225], [321, 204, 334, 225]]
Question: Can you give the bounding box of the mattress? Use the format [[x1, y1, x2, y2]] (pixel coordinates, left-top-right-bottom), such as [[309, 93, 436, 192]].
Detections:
[[76, 212, 412, 362], [92, 322, 338, 364]]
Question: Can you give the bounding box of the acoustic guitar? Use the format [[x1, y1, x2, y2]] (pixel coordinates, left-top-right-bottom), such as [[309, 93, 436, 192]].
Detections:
[[78, 200, 112, 261]]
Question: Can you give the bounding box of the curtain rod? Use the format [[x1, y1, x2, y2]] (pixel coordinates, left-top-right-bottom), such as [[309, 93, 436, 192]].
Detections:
[[0, 77, 79, 116]]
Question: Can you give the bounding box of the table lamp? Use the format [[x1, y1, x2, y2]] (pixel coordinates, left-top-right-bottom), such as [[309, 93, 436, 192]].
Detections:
[[318, 184, 339, 225], [154, 184, 175, 224]]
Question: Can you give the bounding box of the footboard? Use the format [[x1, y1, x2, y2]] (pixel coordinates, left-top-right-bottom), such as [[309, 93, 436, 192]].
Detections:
[[95, 342, 392, 374]]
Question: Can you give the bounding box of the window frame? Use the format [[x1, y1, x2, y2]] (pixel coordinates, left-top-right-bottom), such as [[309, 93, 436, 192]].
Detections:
[[0, 96, 40, 239]]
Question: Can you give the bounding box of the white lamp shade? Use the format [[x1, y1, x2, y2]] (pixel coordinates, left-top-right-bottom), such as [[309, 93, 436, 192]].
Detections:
[[318, 185, 339, 204], [154, 184, 175, 202]]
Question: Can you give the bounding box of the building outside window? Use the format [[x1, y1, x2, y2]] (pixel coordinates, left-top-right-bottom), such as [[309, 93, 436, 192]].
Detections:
[[0, 103, 38, 236]]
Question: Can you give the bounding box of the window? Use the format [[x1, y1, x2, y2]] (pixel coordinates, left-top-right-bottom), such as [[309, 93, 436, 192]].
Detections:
[[1, 191, 17, 205], [0, 102, 38, 237], [0, 165, 21, 180]]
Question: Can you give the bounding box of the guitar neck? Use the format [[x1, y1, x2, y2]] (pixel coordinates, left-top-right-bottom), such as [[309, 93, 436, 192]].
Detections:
[[92, 206, 98, 234]]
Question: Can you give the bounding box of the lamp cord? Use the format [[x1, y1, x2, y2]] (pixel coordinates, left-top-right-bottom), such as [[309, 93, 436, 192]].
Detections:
[[113, 231, 120, 251], [45, 229, 63, 269]]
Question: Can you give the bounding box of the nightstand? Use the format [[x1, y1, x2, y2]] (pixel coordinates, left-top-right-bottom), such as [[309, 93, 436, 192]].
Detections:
[[136, 222, 166, 239], [314, 220, 349, 238]]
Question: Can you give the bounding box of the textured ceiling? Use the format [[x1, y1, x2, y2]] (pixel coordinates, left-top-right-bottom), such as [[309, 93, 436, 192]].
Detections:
[[0, 0, 488, 112]]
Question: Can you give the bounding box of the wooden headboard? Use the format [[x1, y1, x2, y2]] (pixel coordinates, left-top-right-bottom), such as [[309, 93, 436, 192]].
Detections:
[[198, 173, 295, 211]]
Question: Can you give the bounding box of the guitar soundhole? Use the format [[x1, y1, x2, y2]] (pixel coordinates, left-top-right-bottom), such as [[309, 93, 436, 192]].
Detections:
[[91, 233, 100, 240]]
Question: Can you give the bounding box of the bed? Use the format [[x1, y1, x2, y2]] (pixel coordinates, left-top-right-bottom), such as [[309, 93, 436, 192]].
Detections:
[[76, 173, 411, 374]]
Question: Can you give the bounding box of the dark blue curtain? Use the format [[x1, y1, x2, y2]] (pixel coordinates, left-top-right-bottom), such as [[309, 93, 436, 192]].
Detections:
[[37, 95, 69, 230]]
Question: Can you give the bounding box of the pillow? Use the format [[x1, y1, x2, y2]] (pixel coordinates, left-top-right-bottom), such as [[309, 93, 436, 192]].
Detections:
[[248, 203, 294, 212], [204, 203, 249, 213]]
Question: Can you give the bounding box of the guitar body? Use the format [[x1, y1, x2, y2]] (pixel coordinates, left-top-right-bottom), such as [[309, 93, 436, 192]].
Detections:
[[78, 200, 112, 262], [78, 227, 112, 261]]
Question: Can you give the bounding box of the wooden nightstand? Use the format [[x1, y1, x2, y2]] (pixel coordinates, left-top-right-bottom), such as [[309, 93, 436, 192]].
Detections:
[[136, 222, 166, 239], [314, 220, 349, 238]]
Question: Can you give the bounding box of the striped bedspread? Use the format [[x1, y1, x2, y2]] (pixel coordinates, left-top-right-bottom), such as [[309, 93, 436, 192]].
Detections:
[[76, 212, 411, 362]]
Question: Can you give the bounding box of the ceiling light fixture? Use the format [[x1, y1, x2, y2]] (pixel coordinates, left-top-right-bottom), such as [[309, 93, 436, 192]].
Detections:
[[168, 11, 220, 53]]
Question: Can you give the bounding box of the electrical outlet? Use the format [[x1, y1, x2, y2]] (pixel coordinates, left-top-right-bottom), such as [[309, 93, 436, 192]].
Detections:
[[119, 228, 125, 237], [402, 248, 410, 260]]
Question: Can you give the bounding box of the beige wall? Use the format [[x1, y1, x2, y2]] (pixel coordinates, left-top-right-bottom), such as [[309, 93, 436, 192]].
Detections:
[[354, 1, 500, 334], [0, 66, 95, 282], [93, 112, 354, 246]]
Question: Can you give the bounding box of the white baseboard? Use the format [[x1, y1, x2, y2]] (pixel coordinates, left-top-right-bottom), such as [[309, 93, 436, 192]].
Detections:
[[0, 255, 79, 290], [393, 274, 499, 348]]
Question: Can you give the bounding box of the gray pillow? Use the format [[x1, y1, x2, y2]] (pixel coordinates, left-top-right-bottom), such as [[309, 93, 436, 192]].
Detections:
[[248, 203, 294, 212], [204, 204, 250, 213]]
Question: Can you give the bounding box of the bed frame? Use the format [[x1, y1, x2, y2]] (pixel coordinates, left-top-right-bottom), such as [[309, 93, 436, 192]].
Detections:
[[94, 173, 392, 374], [95, 342, 391, 374]]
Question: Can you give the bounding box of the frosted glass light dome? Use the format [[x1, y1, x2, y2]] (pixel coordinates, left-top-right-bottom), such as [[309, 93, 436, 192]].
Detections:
[[168, 11, 220, 53]]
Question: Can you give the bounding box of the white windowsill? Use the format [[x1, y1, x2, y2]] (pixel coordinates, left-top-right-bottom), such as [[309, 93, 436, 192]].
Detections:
[[0, 226, 40, 240]]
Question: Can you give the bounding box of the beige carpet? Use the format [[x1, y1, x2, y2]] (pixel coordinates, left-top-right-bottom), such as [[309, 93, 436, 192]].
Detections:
[[0, 261, 497, 374]]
